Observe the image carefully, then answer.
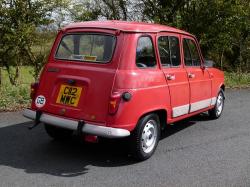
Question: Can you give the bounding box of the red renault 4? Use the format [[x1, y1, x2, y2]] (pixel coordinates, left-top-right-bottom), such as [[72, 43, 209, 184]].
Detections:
[[23, 21, 225, 160]]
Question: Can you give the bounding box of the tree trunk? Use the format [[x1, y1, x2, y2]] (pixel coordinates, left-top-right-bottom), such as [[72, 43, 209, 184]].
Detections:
[[6, 65, 20, 86], [0, 66, 2, 85], [238, 41, 242, 86], [220, 49, 224, 70]]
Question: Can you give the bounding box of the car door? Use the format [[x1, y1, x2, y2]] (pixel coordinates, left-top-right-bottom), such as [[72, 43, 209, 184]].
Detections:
[[157, 33, 190, 118], [182, 36, 212, 113]]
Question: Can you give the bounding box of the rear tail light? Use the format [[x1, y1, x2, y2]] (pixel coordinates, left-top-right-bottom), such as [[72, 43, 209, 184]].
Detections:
[[108, 93, 121, 115], [30, 82, 39, 99]]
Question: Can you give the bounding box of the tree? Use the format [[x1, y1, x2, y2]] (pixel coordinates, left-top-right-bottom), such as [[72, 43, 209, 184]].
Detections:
[[141, 0, 188, 25], [140, 0, 250, 72], [0, 0, 65, 85], [68, 0, 100, 21], [68, 0, 139, 21]]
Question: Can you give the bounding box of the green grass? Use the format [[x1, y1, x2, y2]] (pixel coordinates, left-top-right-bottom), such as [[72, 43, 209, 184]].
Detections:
[[0, 66, 34, 112], [225, 72, 250, 88]]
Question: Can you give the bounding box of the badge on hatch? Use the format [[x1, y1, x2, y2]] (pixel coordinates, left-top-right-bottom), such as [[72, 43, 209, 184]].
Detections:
[[35, 95, 46, 108], [56, 85, 82, 107]]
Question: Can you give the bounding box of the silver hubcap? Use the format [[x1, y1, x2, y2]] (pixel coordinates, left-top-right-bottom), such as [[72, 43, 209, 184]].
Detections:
[[216, 93, 224, 116], [141, 120, 158, 153]]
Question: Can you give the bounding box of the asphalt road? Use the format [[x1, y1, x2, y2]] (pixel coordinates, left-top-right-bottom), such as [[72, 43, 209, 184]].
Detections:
[[0, 89, 250, 187]]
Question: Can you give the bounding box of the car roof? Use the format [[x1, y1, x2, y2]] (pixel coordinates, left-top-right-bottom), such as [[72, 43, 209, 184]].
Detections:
[[62, 20, 192, 36]]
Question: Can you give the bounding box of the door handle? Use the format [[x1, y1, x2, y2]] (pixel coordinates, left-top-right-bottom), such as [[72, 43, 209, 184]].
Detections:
[[166, 74, 175, 80], [188, 73, 195, 79]]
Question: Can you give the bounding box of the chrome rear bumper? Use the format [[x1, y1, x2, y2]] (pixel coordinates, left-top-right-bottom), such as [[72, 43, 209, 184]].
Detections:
[[23, 109, 130, 138]]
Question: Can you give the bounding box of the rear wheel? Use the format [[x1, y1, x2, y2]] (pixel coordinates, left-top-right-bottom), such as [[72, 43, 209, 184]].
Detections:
[[209, 89, 225, 119], [130, 113, 160, 161], [44, 124, 73, 140]]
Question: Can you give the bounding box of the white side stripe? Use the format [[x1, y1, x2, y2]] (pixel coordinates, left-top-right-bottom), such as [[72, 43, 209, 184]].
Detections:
[[173, 104, 189, 117], [190, 99, 211, 113], [210, 97, 217, 105], [172, 97, 217, 118]]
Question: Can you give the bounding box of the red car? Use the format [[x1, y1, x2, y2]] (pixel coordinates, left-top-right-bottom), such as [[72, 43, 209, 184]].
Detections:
[[23, 21, 225, 160]]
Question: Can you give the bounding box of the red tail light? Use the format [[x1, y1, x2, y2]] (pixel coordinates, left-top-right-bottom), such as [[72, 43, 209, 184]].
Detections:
[[108, 93, 121, 115], [30, 82, 39, 99]]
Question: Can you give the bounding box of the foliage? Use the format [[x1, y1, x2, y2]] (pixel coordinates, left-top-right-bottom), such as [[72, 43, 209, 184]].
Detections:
[[225, 72, 250, 88], [139, 0, 250, 72], [0, 66, 33, 112], [0, 0, 62, 84]]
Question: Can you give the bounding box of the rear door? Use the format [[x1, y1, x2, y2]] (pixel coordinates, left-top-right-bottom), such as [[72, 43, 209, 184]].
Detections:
[[36, 31, 122, 123], [157, 33, 190, 118], [182, 36, 212, 112]]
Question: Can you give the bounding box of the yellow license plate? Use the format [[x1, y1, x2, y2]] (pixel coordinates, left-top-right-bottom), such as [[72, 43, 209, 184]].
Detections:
[[56, 85, 82, 107]]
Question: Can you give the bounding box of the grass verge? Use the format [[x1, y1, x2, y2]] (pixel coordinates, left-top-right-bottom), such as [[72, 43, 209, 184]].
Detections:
[[0, 66, 34, 112], [225, 72, 250, 88]]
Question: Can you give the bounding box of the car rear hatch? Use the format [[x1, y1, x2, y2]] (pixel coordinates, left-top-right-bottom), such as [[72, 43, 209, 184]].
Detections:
[[34, 30, 123, 124]]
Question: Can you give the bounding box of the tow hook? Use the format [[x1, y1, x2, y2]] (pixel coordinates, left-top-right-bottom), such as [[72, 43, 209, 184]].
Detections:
[[28, 110, 42, 130], [77, 120, 85, 137]]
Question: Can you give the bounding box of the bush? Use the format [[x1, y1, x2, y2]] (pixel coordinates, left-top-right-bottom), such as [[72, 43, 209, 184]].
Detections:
[[225, 72, 250, 88], [0, 66, 34, 112]]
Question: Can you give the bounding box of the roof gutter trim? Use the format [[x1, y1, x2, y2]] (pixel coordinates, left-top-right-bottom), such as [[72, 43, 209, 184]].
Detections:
[[62, 26, 192, 36]]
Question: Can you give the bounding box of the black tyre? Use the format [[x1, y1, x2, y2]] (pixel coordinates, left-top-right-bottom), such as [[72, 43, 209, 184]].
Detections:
[[209, 89, 225, 119], [44, 124, 73, 140], [130, 113, 160, 161]]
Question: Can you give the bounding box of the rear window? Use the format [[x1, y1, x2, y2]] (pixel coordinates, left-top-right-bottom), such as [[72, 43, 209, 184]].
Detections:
[[55, 34, 116, 63]]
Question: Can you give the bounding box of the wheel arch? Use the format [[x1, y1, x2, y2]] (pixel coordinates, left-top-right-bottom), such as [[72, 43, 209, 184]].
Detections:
[[220, 84, 225, 91], [137, 109, 168, 129], [219, 84, 225, 99]]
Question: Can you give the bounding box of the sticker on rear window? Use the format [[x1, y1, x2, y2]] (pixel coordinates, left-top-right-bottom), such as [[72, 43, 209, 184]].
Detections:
[[35, 95, 46, 108], [83, 55, 97, 61]]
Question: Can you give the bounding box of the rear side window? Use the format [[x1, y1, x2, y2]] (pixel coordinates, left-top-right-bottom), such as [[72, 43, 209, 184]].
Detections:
[[169, 37, 181, 66], [136, 36, 156, 68], [55, 34, 116, 63], [183, 39, 192, 66], [158, 36, 181, 67], [158, 36, 171, 67], [183, 38, 201, 66]]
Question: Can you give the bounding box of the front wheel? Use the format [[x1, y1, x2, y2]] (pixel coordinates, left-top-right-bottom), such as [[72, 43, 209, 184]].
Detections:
[[130, 113, 160, 161], [209, 89, 225, 119]]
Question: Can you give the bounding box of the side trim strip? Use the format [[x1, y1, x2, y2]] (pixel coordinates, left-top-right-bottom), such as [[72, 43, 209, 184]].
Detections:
[[190, 98, 211, 113], [172, 97, 217, 118], [211, 97, 217, 105], [173, 104, 189, 117]]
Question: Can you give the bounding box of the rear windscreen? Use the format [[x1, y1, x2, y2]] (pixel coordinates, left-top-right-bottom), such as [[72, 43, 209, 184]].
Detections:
[[55, 34, 116, 63]]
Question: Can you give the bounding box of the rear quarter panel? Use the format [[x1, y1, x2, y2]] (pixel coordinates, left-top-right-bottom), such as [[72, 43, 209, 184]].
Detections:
[[208, 68, 225, 97]]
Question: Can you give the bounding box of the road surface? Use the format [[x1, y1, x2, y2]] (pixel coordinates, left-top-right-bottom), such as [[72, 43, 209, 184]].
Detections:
[[0, 89, 250, 187]]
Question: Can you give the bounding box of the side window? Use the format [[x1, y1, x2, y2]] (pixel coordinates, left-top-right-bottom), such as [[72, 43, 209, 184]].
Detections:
[[136, 36, 156, 68], [187, 39, 201, 66], [158, 36, 180, 67], [183, 38, 201, 66], [158, 36, 171, 67], [183, 39, 192, 66], [169, 36, 181, 67]]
